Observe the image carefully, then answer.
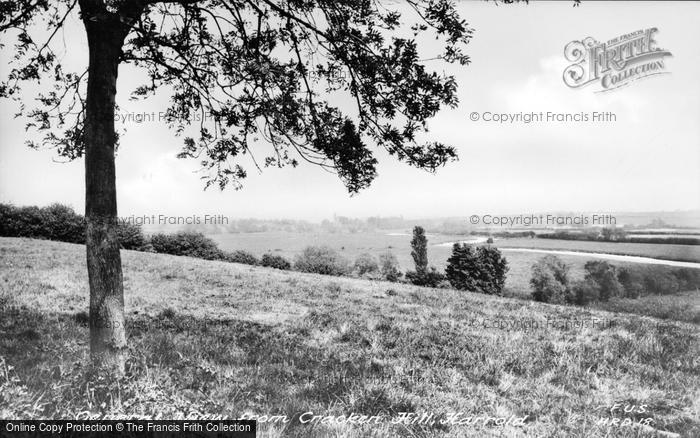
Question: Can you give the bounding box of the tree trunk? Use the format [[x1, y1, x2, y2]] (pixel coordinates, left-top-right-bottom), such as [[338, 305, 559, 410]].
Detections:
[[82, 15, 127, 374]]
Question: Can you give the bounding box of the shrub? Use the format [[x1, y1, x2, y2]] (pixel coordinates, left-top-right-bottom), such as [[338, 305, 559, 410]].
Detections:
[[294, 246, 350, 276], [354, 253, 379, 276], [405, 267, 445, 288], [571, 278, 600, 305], [0, 204, 43, 238], [260, 253, 291, 270], [116, 222, 147, 250], [530, 255, 570, 303], [41, 203, 85, 243], [445, 243, 508, 295], [674, 268, 700, 291], [583, 261, 623, 301], [150, 232, 223, 260], [616, 267, 645, 298], [379, 251, 402, 282], [643, 271, 680, 295], [616, 265, 700, 297], [0, 203, 85, 243], [222, 250, 259, 265], [0, 202, 148, 250]]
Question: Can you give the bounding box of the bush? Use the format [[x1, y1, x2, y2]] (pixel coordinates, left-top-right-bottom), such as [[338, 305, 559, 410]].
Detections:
[[530, 255, 571, 304], [615, 265, 700, 297], [583, 261, 623, 301], [354, 253, 379, 276], [643, 271, 680, 295], [116, 222, 148, 250], [571, 278, 601, 305], [379, 251, 402, 282], [674, 268, 700, 291], [0, 203, 85, 243], [261, 253, 291, 270], [616, 267, 645, 298], [0, 204, 42, 238], [41, 203, 85, 243], [150, 232, 223, 260], [0, 202, 148, 250], [222, 250, 259, 265], [294, 246, 350, 276], [405, 267, 445, 288], [445, 243, 508, 295]]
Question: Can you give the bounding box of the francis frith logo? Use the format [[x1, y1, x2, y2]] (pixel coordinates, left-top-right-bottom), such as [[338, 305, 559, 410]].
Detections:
[[563, 28, 672, 92]]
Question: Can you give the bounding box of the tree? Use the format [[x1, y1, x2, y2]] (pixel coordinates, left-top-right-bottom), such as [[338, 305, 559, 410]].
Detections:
[[0, 0, 522, 374], [405, 225, 444, 287], [409, 226, 428, 275], [445, 243, 508, 295], [530, 255, 570, 303], [583, 261, 623, 301]]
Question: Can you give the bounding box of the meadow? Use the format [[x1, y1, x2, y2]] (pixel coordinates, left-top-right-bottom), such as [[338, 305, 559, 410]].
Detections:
[[1, 237, 699, 437]]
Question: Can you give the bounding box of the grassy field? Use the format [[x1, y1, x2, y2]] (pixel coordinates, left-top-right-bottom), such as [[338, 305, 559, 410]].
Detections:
[[1, 237, 699, 437], [493, 238, 700, 264], [210, 231, 700, 297]]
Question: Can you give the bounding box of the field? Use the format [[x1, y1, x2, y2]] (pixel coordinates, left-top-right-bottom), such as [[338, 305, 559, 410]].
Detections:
[[210, 231, 700, 297], [1, 237, 699, 437], [493, 238, 700, 263]]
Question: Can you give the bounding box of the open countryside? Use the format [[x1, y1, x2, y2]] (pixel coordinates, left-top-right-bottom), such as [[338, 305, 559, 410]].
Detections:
[[209, 231, 700, 297], [1, 236, 699, 437]]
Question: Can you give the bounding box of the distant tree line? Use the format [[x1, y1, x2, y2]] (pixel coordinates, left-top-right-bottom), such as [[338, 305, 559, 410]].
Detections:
[[539, 229, 699, 246]]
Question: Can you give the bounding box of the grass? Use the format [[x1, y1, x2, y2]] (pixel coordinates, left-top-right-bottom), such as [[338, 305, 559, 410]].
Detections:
[[1, 237, 699, 437], [590, 291, 700, 325]]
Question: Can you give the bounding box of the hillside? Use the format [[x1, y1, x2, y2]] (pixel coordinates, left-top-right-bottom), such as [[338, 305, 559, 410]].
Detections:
[[0, 237, 698, 437]]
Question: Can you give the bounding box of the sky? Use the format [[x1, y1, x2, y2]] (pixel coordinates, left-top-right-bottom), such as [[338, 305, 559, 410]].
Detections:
[[1, 1, 699, 221]]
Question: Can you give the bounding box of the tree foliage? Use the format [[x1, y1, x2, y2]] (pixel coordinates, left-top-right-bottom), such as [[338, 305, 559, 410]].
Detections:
[[294, 245, 350, 276], [261, 253, 291, 270], [409, 225, 428, 273], [150, 231, 222, 260], [445, 243, 508, 295], [0, 202, 146, 249], [354, 252, 379, 276], [583, 260, 623, 301], [405, 225, 444, 287], [530, 255, 570, 304], [0, 0, 479, 192]]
